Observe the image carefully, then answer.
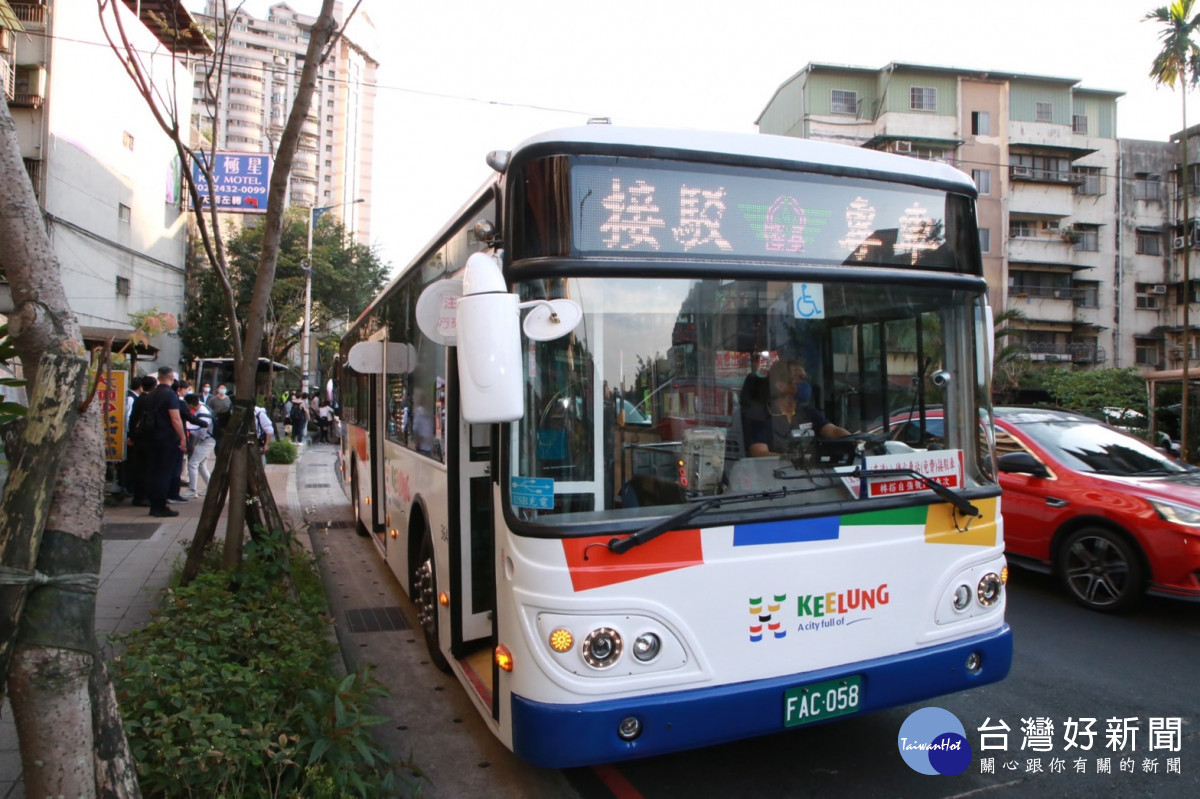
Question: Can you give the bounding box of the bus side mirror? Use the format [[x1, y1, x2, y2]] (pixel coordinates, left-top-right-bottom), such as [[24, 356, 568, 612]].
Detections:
[[417, 252, 582, 424]]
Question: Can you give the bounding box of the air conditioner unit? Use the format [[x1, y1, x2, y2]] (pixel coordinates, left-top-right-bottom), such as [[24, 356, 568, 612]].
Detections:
[[1175, 236, 1187, 250], [1013, 166, 1033, 178], [894, 140, 912, 154], [1152, 284, 1168, 294]]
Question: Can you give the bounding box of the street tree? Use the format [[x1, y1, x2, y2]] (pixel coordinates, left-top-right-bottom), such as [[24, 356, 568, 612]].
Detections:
[[1041, 367, 1150, 421], [1147, 0, 1200, 460], [98, 0, 355, 572], [991, 307, 1031, 403], [181, 207, 388, 384], [0, 97, 139, 796]]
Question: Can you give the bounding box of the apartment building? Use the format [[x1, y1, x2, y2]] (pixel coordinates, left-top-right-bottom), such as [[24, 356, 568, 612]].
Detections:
[[755, 62, 1167, 374], [0, 0, 208, 367], [192, 1, 378, 244]]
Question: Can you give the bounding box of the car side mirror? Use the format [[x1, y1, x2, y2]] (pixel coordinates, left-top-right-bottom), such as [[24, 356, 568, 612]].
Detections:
[[996, 451, 1049, 478]]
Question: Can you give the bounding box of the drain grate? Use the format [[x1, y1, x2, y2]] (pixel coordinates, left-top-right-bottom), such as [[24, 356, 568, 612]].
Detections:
[[345, 606, 410, 633], [304, 483, 331, 488], [101, 522, 159, 540]]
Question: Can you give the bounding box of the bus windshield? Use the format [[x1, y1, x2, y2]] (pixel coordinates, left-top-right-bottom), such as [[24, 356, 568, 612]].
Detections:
[[512, 276, 994, 526]]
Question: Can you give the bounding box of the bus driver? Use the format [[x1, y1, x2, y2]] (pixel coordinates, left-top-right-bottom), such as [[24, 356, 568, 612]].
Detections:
[[745, 358, 849, 457]]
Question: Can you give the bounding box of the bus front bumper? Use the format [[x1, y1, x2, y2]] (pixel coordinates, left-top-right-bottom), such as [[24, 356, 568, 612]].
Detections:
[[510, 624, 1011, 769]]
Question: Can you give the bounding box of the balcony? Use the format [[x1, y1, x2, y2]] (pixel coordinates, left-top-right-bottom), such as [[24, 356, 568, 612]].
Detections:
[[10, 4, 47, 27], [1026, 341, 1106, 364]]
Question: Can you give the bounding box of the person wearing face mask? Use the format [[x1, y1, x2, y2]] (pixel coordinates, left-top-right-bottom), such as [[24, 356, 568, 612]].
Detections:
[[745, 358, 848, 457], [207, 384, 233, 442]]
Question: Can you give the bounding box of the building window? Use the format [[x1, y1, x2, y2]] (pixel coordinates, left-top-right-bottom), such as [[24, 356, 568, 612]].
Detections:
[[1135, 340, 1160, 365], [1135, 172, 1162, 201], [122, 131, 134, 151], [1072, 225, 1100, 252], [1011, 153, 1072, 182], [1072, 166, 1103, 195], [1035, 102, 1053, 122], [1072, 114, 1088, 134], [972, 169, 991, 195], [118, 203, 131, 224], [1136, 284, 1166, 310], [115, 276, 130, 297], [971, 111, 990, 135], [979, 228, 991, 253], [325, 115, 333, 123], [1136, 230, 1162, 255], [910, 87, 936, 111], [1010, 220, 1034, 239], [830, 89, 858, 115]]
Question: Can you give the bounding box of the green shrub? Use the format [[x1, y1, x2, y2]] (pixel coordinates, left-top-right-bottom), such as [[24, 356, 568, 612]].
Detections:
[[265, 437, 299, 464], [112, 533, 413, 797]]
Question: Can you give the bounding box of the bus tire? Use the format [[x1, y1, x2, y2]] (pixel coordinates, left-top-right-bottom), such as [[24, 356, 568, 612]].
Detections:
[[415, 529, 451, 672], [350, 460, 369, 537]]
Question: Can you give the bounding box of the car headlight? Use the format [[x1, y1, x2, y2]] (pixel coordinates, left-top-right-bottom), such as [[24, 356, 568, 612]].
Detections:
[[1149, 498, 1200, 527]]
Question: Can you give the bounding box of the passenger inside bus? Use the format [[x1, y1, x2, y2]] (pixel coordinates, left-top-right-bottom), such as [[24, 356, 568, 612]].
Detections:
[[745, 358, 850, 457]]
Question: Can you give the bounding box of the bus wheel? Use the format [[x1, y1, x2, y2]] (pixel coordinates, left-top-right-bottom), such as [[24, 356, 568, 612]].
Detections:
[[350, 460, 369, 537], [415, 530, 451, 672]]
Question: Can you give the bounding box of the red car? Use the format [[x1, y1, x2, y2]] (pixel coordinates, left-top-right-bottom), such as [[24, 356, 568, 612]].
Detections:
[[993, 407, 1200, 612]]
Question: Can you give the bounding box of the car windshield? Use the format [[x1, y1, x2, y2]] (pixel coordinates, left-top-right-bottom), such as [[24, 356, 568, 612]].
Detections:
[[1009, 418, 1190, 476]]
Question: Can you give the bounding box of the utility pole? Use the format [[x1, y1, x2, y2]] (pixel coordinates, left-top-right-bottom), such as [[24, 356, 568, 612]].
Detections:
[[302, 197, 363, 394]]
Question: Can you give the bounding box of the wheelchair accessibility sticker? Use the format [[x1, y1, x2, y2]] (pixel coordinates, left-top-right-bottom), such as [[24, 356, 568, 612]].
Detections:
[[793, 283, 825, 319]]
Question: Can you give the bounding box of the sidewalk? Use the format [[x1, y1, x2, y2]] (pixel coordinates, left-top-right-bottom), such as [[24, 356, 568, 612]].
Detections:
[[0, 443, 573, 798], [0, 449, 294, 799]]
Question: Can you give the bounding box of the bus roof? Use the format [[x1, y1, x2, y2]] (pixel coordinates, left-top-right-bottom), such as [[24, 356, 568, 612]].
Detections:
[[509, 125, 976, 192]]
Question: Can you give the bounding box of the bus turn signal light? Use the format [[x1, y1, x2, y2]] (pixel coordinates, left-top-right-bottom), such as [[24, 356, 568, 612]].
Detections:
[[438, 591, 449, 607], [549, 628, 574, 653], [495, 644, 514, 672]]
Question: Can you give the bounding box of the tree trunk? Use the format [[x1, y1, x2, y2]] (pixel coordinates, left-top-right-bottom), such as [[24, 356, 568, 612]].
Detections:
[[0, 89, 140, 797]]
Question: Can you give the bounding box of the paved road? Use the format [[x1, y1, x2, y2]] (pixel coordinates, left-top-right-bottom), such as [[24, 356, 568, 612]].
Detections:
[[294, 445, 1199, 798]]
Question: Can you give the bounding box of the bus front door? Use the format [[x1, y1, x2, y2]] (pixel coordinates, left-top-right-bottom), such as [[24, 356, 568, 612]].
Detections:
[[451, 417, 495, 655]]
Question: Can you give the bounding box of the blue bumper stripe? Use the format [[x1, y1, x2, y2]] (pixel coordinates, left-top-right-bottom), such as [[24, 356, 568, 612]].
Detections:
[[510, 625, 1011, 768]]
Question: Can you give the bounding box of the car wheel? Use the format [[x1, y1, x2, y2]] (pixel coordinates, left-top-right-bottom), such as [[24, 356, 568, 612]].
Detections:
[[1058, 527, 1145, 613], [414, 529, 451, 672]]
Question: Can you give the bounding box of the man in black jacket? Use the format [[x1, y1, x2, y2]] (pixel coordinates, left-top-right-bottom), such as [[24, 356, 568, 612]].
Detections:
[[125, 374, 158, 507]]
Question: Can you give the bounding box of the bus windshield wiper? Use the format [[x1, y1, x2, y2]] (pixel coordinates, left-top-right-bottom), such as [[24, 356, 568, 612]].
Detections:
[[608, 488, 791, 554], [856, 467, 980, 517]]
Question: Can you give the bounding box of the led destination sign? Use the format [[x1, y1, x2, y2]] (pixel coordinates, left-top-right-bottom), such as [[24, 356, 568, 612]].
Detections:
[[572, 161, 959, 269]]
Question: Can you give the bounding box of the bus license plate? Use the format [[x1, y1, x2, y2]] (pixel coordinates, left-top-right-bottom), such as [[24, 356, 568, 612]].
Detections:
[[783, 675, 862, 727]]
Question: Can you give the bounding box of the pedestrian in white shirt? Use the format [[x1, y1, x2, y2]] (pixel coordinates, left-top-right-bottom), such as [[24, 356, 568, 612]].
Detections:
[[184, 394, 215, 497]]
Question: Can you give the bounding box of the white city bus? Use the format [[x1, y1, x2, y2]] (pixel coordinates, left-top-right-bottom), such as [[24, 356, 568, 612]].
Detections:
[[337, 125, 1011, 768]]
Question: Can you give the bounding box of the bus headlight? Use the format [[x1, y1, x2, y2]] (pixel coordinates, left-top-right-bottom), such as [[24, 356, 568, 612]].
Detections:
[[582, 627, 623, 668], [632, 632, 661, 662], [952, 584, 972, 611], [977, 573, 1003, 606]]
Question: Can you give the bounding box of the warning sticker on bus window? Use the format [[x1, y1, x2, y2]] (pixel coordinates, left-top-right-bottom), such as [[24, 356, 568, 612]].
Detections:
[[511, 476, 555, 510]]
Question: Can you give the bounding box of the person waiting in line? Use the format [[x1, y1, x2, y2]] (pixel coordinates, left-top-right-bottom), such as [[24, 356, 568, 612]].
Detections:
[[207, 384, 232, 440], [745, 358, 849, 457], [145, 366, 188, 517], [126, 374, 159, 507], [183, 394, 215, 498], [317, 400, 335, 443]]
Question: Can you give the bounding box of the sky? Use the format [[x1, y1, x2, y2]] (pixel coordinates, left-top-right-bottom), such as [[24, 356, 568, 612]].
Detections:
[[198, 0, 1197, 273]]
